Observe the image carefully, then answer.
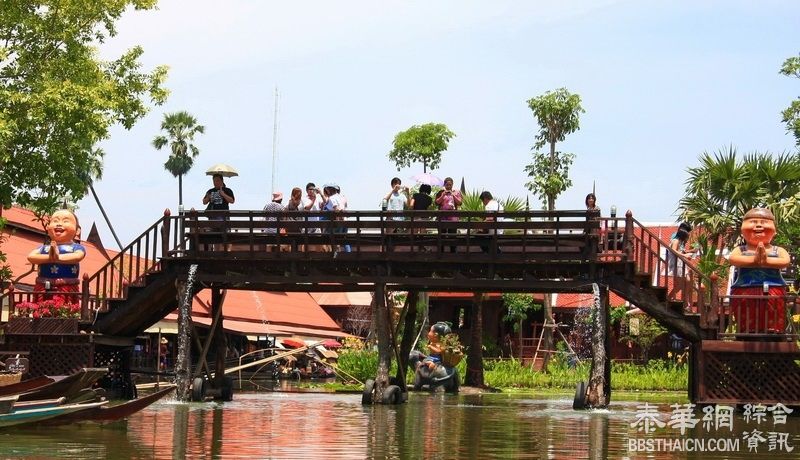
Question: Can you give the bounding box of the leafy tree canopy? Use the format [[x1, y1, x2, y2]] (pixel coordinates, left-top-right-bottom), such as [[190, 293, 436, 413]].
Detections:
[[0, 0, 169, 213], [501, 293, 541, 332], [524, 150, 574, 209], [388, 122, 454, 173], [525, 88, 583, 211], [152, 111, 205, 178], [678, 146, 800, 250], [780, 53, 800, 147], [526, 88, 584, 152]]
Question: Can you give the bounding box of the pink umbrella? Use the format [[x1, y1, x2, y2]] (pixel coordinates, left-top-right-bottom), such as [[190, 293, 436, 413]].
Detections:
[[411, 173, 444, 186], [321, 339, 342, 349]]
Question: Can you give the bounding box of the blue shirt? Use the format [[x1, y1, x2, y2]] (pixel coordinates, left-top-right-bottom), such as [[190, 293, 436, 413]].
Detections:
[[37, 243, 86, 279]]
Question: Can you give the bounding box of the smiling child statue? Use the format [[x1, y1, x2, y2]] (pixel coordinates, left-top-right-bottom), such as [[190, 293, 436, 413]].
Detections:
[[728, 207, 790, 334], [26, 209, 86, 304]]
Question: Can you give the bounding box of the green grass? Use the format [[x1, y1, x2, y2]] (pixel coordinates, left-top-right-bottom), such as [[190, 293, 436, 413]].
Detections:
[[334, 350, 688, 392]]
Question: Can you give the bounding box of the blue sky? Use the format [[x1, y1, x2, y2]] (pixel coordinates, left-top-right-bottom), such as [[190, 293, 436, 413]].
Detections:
[[80, 0, 799, 246]]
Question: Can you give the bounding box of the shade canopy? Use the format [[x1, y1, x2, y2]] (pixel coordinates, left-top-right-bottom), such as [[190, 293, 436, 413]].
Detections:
[[411, 173, 444, 186], [281, 338, 306, 349], [206, 163, 239, 177]]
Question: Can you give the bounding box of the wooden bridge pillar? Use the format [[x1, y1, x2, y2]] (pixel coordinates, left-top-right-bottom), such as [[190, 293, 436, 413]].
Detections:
[[211, 288, 227, 390], [373, 283, 392, 401], [586, 283, 611, 408]]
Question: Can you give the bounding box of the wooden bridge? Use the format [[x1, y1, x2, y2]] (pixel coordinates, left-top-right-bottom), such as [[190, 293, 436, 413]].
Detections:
[[3, 209, 799, 405]]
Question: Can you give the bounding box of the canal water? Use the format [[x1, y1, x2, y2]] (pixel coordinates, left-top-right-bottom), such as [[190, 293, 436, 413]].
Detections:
[[1, 391, 799, 459]]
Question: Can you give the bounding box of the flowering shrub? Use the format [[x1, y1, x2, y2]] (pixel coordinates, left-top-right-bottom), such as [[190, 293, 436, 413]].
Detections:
[[14, 299, 81, 319]]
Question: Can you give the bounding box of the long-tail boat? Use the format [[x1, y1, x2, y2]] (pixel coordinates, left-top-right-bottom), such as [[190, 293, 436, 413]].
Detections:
[[0, 376, 55, 397], [0, 398, 107, 428]]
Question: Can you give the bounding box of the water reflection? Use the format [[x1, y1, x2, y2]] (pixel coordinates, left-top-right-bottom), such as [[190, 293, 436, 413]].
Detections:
[[1, 392, 798, 459]]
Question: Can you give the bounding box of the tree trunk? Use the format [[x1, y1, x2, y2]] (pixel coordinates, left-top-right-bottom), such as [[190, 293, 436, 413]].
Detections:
[[540, 139, 557, 370], [396, 290, 419, 383], [373, 284, 392, 401], [178, 174, 184, 209], [540, 294, 555, 371], [586, 283, 611, 408], [466, 293, 484, 387]]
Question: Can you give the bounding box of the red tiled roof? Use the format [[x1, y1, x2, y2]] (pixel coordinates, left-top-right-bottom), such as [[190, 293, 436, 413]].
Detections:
[[192, 290, 340, 330], [428, 292, 509, 299], [554, 292, 629, 309], [311, 292, 373, 307], [0, 207, 46, 234]]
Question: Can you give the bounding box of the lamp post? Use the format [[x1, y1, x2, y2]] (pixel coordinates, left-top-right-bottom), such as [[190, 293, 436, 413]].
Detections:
[[610, 205, 618, 250]]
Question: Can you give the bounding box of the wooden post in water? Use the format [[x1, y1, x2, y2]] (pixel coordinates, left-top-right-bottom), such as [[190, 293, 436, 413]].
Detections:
[[211, 288, 227, 390], [373, 283, 391, 403], [586, 283, 611, 408]]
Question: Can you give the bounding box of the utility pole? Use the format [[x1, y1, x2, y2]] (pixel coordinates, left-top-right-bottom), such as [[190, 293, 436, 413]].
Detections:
[[271, 86, 280, 194]]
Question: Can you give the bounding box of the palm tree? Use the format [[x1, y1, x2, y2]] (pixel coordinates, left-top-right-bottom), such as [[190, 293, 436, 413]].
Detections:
[[679, 147, 800, 253], [152, 112, 205, 208]]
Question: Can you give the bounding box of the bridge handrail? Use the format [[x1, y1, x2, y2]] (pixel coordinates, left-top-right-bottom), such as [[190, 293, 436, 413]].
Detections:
[[624, 211, 719, 329], [80, 210, 179, 318], [174, 209, 601, 261]]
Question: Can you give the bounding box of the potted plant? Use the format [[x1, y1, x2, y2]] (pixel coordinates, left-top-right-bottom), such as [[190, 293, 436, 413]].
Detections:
[[440, 333, 465, 368]]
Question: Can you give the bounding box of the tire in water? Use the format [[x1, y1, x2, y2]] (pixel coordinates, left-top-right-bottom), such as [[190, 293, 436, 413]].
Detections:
[[191, 377, 206, 402], [361, 379, 376, 405], [382, 384, 402, 405], [573, 380, 587, 410]]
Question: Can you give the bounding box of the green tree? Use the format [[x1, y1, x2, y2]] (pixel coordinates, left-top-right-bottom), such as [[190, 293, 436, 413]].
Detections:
[[618, 314, 667, 362], [525, 88, 584, 370], [388, 123, 455, 173], [525, 88, 584, 211], [152, 111, 205, 208], [501, 293, 541, 332], [524, 150, 574, 210], [679, 147, 800, 254], [0, 0, 169, 211], [780, 53, 800, 147]]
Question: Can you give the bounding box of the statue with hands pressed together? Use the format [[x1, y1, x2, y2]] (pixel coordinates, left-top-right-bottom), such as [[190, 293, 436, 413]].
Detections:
[[26, 209, 86, 304], [728, 208, 791, 334]]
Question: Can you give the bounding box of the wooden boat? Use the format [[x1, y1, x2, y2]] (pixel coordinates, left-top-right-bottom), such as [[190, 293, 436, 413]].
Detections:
[[0, 376, 55, 397], [0, 399, 107, 428], [44, 385, 175, 425], [13, 397, 66, 411], [17, 368, 108, 402]]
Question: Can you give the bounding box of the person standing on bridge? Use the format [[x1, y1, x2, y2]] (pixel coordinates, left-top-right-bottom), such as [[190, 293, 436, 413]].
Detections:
[[383, 177, 411, 232], [302, 183, 324, 234], [479, 191, 503, 254], [435, 177, 462, 252], [203, 174, 235, 214]]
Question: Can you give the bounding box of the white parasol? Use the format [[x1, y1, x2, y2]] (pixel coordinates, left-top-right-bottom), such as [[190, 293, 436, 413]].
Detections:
[[206, 163, 239, 177]]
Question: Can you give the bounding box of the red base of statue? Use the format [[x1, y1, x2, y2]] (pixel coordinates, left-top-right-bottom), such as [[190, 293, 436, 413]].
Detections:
[[730, 286, 786, 334], [33, 282, 80, 305]]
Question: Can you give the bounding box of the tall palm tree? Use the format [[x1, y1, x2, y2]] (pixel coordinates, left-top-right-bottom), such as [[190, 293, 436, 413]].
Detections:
[[152, 112, 205, 208]]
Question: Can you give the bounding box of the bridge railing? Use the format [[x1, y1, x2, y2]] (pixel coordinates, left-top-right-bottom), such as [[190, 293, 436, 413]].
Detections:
[[79, 210, 180, 318], [621, 211, 719, 327], [171, 209, 601, 261]]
